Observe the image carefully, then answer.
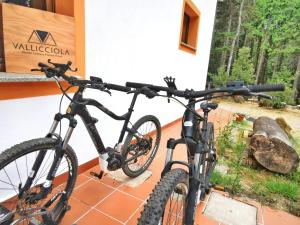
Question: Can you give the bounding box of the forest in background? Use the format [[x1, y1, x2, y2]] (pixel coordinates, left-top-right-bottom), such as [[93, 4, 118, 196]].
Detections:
[[208, 0, 300, 106]]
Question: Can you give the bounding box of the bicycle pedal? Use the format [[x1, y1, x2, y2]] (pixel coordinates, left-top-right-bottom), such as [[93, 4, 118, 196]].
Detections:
[[90, 170, 105, 179], [213, 184, 225, 191]]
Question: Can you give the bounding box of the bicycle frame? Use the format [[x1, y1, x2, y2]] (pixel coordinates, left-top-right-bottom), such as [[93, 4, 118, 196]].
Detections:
[[161, 99, 212, 225], [19, 86, 141, 199]]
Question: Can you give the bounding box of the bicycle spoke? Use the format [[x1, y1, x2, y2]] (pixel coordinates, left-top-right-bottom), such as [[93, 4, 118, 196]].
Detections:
[[26, 154, 29, 177], [33, 150, 54, 185], [14, 160, 22, 186], [3, 168, 18, 195], [0, 179, 18, 188]]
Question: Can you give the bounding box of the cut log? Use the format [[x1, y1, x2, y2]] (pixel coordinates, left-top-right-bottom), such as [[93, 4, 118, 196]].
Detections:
[[250, 116, 299, 174]]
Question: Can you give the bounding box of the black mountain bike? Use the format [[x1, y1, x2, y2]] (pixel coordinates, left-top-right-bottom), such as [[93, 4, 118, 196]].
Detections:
[[125, 78, 284, 225], [0, 61, 161, 225]]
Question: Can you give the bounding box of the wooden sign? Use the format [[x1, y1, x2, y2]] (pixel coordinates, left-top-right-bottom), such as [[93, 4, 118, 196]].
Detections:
[[2, 3, 75, 74]]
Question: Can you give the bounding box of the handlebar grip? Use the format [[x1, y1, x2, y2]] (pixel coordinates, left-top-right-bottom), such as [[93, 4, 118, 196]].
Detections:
[[126, 82, 151, 89], [248, 84, 285, 92], [106, 83, 131, 92], [140, 87, 158, 98]]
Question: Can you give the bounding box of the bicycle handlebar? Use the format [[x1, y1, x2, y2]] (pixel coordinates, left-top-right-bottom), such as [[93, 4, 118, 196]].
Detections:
[[126, 81, 285, 99], [105, 83, 131, 92], [33, 60, 131, 93], [247, 84, 285, 92]]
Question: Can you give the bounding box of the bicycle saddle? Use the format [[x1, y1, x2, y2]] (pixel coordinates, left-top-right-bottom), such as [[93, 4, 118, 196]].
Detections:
[[200, 102, 218, 110]]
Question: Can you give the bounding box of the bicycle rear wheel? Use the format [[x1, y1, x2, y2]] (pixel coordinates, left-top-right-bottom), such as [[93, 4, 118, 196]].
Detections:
[[0, 138, 77, 225], [122, 115, 161, 177], [138, 168, 188, 225], [203, 122, 216, 192]]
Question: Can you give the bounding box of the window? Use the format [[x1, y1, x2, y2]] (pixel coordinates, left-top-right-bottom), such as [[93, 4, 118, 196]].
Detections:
[[179, 0, 200, 54]]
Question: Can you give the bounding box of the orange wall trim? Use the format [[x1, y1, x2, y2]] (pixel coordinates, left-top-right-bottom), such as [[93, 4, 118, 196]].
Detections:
[[0, 82, 77, 100]]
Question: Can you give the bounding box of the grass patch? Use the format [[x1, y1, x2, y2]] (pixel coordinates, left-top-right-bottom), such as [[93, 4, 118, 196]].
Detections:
[[287, 171, 300, 183], [265, 179, 299, 201], [211, 171, 235, 186], [215, 118, 300, 216], [216, 122, 235, 156], [211, 171, 242, 194]]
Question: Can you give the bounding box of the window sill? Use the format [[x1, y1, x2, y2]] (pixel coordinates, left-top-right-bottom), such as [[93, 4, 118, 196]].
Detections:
[[179, 42, 197, 54], [0, 72, 80, 83]]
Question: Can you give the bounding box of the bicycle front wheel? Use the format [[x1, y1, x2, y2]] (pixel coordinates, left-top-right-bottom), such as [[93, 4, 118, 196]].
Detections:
[[0, 138, 78, 225], [138, 168, 188, 225], [122, 115, 161, 177]]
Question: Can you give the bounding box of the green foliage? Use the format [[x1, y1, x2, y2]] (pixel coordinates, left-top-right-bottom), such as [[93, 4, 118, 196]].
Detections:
[[265, 179, 299, 201], [231, 47, 255, 84], [214, 128, 246, 194], [216, 122, 235, 156], [209, 66, 229, 87], [269, 68, 295, 106], [287, 171, 300, 184], [230, 133, 246, 194], [211, 171, 234, 186], [213, 119, 300, 214], [208, 0, 300, 103]]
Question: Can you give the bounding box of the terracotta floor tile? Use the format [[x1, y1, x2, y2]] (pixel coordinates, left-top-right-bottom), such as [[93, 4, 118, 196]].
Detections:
[[85, 165, 128, 188], [76, 209, 122, 225], [194, 214, 219, 225], [60, 197, 90, 225], [72, 179, 114, 206], [65, 109, 237, 224], [100, 174, 123, 188], [96, 190, 142, 222], [119, 178, 156, 201], [262, 206, 300, 225], [74, 174, 91, 187], [125, 205, 143, 225], [148, 154, 165, 172]]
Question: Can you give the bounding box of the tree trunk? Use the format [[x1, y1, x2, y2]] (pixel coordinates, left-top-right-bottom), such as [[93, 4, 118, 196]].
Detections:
[[220, 9, 233, 68], [254, 37, 261, 73], [293, 55, 300, 104], [250, 117, 299, 174], [261, 49, 269, 84], [243, 30, 249, 47], [220, 0, 233, 68], [227, 0, 245, 75], [255, 32, 268, 84]]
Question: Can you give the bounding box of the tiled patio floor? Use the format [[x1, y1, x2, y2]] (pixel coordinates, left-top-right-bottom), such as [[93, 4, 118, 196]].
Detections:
[[59, 108, 300, 225]]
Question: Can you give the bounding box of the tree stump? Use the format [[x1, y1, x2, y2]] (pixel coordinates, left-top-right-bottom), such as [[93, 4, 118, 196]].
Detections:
[[249, 116, 299, 174]]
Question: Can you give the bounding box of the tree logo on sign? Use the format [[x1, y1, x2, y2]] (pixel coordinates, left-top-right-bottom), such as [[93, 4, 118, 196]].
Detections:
[[28, 30, 57, 46]]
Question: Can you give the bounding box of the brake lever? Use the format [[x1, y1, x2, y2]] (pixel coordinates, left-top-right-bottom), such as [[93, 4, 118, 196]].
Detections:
[[103, 89, 112, 96], [47, 59, 77, 72], [127, 90, 136, 94], [68, 67, 78, 72], [91, 83, 112, 96], [31, 68, 41, 72]]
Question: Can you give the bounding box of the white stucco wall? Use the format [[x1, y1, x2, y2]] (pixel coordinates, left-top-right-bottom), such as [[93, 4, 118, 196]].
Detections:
[[0, 0, 217, 166]]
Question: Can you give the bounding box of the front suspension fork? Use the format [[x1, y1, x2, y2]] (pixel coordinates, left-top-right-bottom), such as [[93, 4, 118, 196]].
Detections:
[[19, 114, 76, 201]]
